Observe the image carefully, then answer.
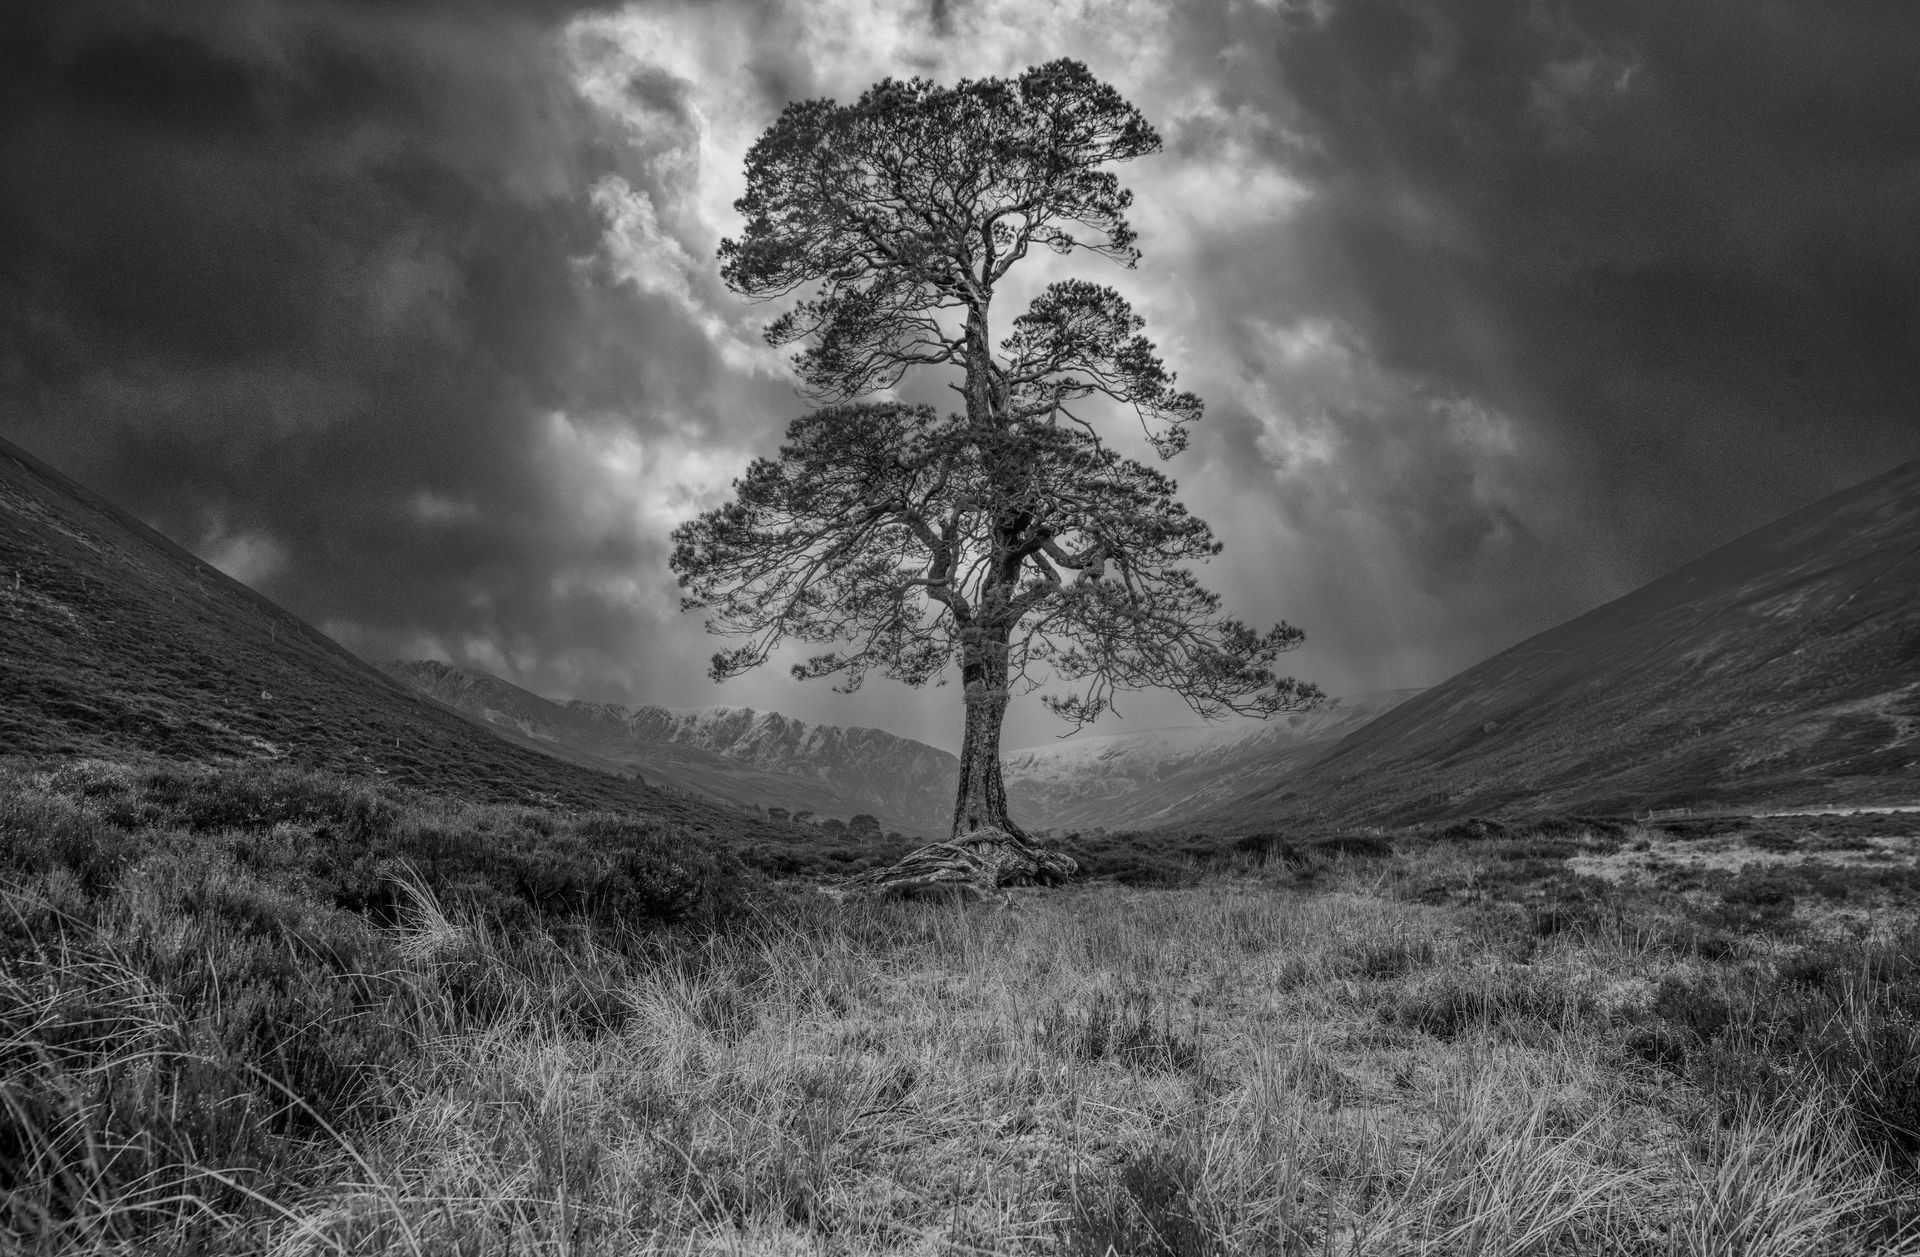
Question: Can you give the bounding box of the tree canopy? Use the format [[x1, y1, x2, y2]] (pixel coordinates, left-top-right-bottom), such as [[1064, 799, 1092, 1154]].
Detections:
[[717, 59, 1203, 456], [673, 401, 1316, 728]]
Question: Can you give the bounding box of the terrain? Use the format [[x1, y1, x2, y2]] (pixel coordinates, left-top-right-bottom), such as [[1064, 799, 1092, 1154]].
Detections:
[[1002, 691, 1421, 833], [5, 434, 1920, 1252], [1206, 457, 1920, 831], [387, 662, 1421, 837], [385, 660, 957, 837], [11, 772, 1920, 1253], [0, 432, 890, 873]]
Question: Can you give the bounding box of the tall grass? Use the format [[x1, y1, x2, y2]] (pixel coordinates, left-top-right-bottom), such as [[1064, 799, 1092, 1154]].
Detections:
[[4, 767, 1918, 1253]]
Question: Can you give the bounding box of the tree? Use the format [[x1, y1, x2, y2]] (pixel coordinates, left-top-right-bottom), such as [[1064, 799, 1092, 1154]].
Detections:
[[674, 60, 1320, 860]]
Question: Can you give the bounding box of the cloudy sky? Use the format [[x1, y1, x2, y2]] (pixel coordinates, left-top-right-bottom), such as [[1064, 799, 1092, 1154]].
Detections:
[[4, 0, 1917, 752]]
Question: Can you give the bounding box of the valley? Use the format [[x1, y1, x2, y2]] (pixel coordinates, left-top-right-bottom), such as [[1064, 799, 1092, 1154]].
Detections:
[[6, 432, 1920, 1253]]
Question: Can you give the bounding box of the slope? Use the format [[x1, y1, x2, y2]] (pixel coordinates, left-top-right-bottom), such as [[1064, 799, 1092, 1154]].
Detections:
[[1001, 691, 1421, 832], [1208, 458, 1920, 829], [385, 660, 959, 836], [0, 432, 789, 843]]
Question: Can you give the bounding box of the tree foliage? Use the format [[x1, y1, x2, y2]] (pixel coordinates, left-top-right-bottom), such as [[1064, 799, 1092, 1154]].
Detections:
[[717, 60, 1202, 456], [673, 400, 1316, 728]]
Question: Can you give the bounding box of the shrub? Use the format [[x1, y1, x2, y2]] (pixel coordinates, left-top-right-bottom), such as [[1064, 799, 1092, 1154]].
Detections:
[[17, 761, 753, 938]]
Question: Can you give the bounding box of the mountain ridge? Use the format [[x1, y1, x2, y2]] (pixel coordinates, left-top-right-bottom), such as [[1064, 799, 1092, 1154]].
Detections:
[[383, 660, 961, 836], [385, 659, 1422, 836]]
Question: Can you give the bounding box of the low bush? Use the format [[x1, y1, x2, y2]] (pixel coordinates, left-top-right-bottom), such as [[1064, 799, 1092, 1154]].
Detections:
[[14, 760, 754, 937], [1054, 832, 1212, 886]]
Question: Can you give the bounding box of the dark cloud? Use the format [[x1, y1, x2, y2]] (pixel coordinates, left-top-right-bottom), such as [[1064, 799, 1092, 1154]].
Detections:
[[1267, 0, 1920, 584], [0, 0, 793, 708], [2, 0, 1915, 752]]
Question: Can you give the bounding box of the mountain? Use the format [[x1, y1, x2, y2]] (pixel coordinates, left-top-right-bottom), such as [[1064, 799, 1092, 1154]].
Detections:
[[386, 661, 1422, 836], [1204, 457, 1920, 829], [0, 432, 790, 844], [1001, 691, 1421, 832], [383, 661, 960, 836]]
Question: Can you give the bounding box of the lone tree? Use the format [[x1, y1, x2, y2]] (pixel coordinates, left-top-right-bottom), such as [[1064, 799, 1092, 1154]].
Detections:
[[673, 60, 1320, 871]]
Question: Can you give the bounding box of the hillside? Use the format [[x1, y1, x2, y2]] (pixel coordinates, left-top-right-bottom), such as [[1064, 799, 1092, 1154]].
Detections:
[[1001, 691, 1421, 832], [385, 660, 959, 836], [0, 432, 794, 845], [386, 661, 1425, 836], [1206, 457, 1920, 829]]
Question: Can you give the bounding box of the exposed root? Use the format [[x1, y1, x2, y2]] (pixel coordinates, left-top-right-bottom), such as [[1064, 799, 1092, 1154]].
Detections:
[[842, 828, 1077, 899]]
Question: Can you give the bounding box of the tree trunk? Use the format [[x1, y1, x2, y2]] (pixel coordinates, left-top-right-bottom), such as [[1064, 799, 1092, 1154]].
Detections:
[[952, 618, 1020, 841], [840, 615, 1076, 897]]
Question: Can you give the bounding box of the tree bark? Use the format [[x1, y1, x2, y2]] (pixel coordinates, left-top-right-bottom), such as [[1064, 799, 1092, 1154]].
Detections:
[[952, 618, 1020, 840], [840, 617, 1076, 897]]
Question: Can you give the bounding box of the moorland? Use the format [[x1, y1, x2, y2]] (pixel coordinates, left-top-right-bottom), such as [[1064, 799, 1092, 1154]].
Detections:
[[8, 763, 1920, 1253], [7, 435, 1920, 1254]]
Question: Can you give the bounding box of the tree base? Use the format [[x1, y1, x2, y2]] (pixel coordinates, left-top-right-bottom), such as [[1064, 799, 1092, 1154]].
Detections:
[[843, 828, 1077, 899]]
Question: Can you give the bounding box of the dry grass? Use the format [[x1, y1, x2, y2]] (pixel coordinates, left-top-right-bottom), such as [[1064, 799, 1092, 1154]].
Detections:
[[195, 887, 1920, 1250], [9, 798, 1920, 1253]]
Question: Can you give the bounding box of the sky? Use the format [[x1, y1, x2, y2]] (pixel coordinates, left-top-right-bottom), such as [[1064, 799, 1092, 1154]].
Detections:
[[3, 0, 1917, 754]]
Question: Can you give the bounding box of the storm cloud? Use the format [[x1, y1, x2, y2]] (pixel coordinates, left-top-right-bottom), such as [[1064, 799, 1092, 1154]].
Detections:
[[2, 0, 1915, 751]]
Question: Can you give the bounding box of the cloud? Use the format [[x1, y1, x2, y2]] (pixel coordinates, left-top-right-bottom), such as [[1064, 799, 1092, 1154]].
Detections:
[[2, 0, 1915, 754], [202, 527, 289, 588]]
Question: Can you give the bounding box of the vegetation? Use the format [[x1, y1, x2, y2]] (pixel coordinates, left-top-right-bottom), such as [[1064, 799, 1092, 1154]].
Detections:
[[6, 759, 1918, 1253], [676, 60, 1317, 844]]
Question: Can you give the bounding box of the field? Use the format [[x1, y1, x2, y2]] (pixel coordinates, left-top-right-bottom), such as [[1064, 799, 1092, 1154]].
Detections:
[[5, 759, 1920, 1254]]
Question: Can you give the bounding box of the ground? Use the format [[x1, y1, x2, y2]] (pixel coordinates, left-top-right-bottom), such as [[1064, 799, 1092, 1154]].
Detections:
[[5, 762, 1919, 1254]]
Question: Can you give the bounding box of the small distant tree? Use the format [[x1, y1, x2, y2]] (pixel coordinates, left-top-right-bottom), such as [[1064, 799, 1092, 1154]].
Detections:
[[849, 813, 882, 836], [675, 60, 1319, 855]]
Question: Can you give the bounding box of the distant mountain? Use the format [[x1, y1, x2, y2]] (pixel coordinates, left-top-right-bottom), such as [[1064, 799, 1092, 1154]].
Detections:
[[1203, 457, 1920, 829], [385, 661, 1418, 836], [0, 433, 792, 846], [1002, 691, 1421, 832], [384, 661, 960, 837]]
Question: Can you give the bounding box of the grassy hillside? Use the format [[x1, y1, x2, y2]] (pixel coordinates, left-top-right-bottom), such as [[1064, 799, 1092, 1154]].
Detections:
[[0, 433, 916, 875], [1208, 457, 1920, 830]]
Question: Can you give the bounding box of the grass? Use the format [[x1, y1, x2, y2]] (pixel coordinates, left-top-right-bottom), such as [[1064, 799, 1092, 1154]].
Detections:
[[4, 769, 1920, 1253]]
